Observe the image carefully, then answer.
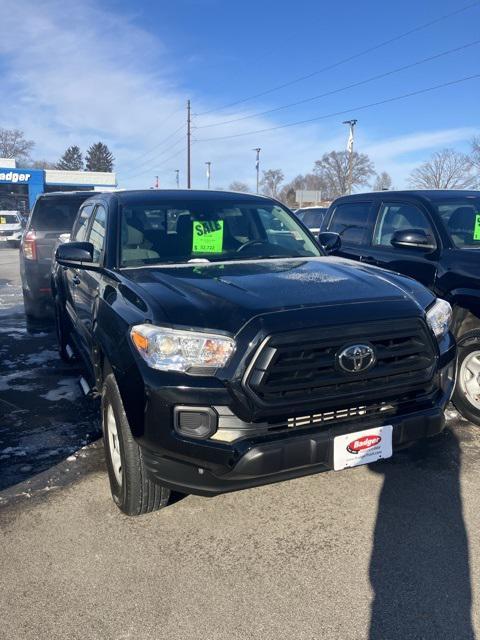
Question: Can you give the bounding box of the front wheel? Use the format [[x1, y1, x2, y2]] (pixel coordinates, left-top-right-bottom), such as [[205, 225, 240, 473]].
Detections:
[[102, 374, 171, 516], [452, 330, 480, 426]]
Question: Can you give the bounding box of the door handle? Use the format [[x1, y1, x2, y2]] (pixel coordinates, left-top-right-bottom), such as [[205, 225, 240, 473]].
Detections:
[[360, 256, 379, 266], [72, 276, 81, 286]]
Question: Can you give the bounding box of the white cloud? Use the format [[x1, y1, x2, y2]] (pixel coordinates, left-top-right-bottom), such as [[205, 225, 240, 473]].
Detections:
[[363, 127, 477, 161], [0, 1, 477, 191]]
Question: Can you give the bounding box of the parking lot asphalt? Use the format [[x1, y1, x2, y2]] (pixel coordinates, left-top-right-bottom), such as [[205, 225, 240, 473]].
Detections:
[[1, 245, 480, 640]]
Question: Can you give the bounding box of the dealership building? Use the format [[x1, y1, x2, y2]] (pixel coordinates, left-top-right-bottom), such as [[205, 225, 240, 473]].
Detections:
[[0, 158, 117, 214]]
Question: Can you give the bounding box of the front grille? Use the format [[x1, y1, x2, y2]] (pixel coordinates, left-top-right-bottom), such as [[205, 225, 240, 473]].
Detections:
[[285, 402, 395, 429], [0, 230, 12, 237], [245, 319, 437, 407]]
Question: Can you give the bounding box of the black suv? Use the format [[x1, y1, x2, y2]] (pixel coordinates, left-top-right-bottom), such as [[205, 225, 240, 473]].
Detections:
[[52, 190, 455, 516], [20, 191, 98, 320], [321, 190, 480, 424]]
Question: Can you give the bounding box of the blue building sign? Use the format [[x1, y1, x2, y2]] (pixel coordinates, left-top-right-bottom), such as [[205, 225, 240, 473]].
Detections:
[[0, 167, 45, 210], [0, 165, 116, 213]]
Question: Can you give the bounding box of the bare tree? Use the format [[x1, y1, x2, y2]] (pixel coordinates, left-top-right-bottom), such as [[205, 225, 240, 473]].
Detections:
[[278, 173, 327, 207], [470, 137, 480, 181], [0, 128, 35, 163], [373, 171, 393, 191], [228, 181, 250, 193], [409, 148, 476, 189], [314, 151, 375, 198], [260, 169, 284, 198], [23, 159, 57, 169]]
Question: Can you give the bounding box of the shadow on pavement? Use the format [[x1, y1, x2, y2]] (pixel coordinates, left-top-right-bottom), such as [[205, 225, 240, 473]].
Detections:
[[368, 429, 475, 640]]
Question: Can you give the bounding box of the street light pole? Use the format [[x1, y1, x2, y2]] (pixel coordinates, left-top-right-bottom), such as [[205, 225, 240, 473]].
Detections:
[[187, 99, 191, 189], [342, 119, 357, 195], [205, 161, 211, 189], [253, 148, 261, 193]]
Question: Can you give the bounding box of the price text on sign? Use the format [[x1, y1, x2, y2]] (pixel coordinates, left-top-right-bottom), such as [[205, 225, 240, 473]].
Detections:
[[192, 220, 224, 253]]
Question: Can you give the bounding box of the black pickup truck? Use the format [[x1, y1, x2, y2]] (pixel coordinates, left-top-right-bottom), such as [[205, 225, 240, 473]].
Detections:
[[321, 190, 480, 425], [52, 190, 455, 516]]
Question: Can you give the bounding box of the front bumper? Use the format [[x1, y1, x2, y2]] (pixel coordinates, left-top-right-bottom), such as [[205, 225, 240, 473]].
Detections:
[[139, 345, 455, 496]]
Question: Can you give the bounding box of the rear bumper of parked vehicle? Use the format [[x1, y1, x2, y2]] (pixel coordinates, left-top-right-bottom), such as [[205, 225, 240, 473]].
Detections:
[[20, 258, 54, 317], [138, 344, 456, 497]]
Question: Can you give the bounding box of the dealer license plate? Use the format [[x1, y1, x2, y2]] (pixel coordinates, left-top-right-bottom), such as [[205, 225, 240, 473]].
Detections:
[[333, 425, 393, 471]]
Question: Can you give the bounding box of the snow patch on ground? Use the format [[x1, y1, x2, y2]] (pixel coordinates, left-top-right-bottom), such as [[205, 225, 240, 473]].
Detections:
[[0, 446, 29, 459], [0, 370, 39, 391], [40, 378, 82, 402], [24, 349, 58, 366]]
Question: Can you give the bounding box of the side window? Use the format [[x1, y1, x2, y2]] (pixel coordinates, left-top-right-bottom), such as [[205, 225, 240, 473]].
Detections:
[[327, 202, 372, 246], [72, 204, 94, 242], [87, 205, 107, 262], [373, 202, 435, 247]]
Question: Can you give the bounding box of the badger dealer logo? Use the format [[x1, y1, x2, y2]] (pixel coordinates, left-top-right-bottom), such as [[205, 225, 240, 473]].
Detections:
[[0, 171, 31, 184], [346, 434, 382, 454], [334, 425, 392, 471]]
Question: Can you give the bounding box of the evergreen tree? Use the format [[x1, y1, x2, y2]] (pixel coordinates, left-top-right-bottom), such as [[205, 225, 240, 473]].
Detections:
[[57, 145, 84, 170], [85, 142, 114, 172]]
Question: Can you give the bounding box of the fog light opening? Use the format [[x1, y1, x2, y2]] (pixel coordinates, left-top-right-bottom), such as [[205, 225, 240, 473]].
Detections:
[[174, 406, 218, 439]]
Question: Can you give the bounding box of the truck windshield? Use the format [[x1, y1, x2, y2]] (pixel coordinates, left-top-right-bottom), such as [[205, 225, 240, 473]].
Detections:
[[120, 200, 322, 266], [434, 197, 480, 248]]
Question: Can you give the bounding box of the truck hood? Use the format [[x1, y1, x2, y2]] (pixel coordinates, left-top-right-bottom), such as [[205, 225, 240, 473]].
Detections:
[[123, 257, 434, 334]]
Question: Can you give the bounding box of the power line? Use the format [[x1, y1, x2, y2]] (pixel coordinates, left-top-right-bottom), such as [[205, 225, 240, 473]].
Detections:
[[119, 145, 188, 182], [117, 121, 185, 169], [195, 0, 480, 116], [195, 74, 480, 142], [196, 39, 480, 129], [120, 135, 185, 178]]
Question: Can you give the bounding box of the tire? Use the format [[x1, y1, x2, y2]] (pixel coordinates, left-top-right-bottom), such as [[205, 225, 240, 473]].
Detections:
[[54, 297, 71, 362], [102, 373, 171, 516], [452, 329, 480, 426], [22, 289, 40, 319]]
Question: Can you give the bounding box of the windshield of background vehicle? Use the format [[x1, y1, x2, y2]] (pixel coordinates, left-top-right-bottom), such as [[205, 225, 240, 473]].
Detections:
[[0, 213, 20, 225], [433, 197, 480, 248], [31, 197, 91, 232], [298, 208, 327, 229], [120, 200, 322, 266]]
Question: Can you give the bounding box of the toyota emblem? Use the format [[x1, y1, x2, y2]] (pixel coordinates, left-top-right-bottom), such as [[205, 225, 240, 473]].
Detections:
[[337, 343, 376, 373]]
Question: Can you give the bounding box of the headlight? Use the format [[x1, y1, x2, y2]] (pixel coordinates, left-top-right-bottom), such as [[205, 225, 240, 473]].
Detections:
[[130, 324, 235, 373], [426, 299, 452, 339]]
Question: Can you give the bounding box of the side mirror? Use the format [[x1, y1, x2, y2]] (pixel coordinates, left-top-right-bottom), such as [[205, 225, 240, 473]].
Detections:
[[55, 241, 94, 268], [318, 231, 341, 254], [390, 229, 435, 251]]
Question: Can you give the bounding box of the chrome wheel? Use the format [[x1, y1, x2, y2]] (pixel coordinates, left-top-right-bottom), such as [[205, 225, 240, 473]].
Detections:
[[106, 404, 122, 485], [459, 350, 480, 411]]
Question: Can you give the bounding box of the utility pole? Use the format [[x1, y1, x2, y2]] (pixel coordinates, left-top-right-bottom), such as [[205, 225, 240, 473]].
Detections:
[[205, 161, 211, 189], [187, 99, 191, 189], [342, 119, 357, 195], [175, 169, 180, 188], [253, 148, 261, 194]]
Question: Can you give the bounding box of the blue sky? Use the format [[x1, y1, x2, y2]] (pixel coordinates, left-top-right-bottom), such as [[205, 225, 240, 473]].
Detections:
[[0, 0, 479, 191]]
